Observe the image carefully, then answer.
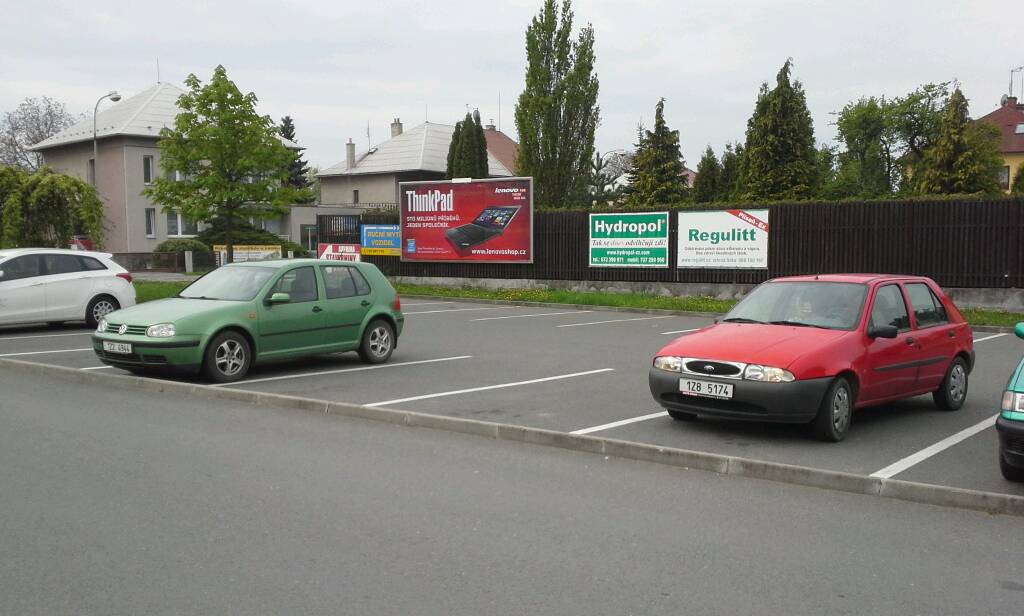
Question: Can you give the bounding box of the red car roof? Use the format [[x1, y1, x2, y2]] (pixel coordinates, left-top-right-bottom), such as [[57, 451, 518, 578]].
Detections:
[[769, 273, 931, 284]]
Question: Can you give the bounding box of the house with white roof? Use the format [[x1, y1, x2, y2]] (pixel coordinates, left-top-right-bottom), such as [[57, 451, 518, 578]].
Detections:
[[33, 82, 352, 253], [318, 119, 518, 206]]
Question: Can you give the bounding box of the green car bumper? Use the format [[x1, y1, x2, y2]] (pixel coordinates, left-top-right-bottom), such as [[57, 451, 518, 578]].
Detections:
[[92, 334, 204, 373]]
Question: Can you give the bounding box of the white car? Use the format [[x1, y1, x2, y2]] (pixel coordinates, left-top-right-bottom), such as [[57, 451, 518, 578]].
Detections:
[[0, 248, 137, 328]]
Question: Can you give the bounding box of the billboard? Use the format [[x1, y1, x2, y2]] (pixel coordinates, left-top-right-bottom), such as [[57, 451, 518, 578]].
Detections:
[[318, 243, 361, 261], [677, 209, 769, 269], [589, 212, 669, 268], [399, 177, 533, 263], [360, 224, 401, 256], [214, 244, 281, 265]]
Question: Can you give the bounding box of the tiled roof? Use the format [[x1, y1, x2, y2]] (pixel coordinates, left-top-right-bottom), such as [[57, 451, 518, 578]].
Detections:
[[483, 128, 518, 174], [319, 122, 515, 177], [32, 82, 299, 150], [976, 97, 1024, 154]]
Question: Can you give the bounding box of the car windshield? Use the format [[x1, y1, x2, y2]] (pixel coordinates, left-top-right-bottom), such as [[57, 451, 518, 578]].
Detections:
[[723, 281, 868, 330], [178, 266, 277, 301]]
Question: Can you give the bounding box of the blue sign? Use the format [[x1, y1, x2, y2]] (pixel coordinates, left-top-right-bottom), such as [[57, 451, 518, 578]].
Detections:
[[360, 224, 402, 256]]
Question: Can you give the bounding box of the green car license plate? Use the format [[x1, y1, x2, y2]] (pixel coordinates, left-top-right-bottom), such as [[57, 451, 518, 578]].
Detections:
[[103, 341, 132, 354], [679, 377, 733, 399]]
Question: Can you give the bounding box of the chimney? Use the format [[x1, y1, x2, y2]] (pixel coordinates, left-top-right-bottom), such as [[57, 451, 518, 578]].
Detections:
[[1006, 96, 1019, 108], [391, 118, 403, 137], [485, 119, 496, 131], [346, 138, 355, 170]]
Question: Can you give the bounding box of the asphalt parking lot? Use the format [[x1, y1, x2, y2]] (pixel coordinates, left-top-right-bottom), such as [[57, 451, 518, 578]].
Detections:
[[2, 299, 1022, 498]]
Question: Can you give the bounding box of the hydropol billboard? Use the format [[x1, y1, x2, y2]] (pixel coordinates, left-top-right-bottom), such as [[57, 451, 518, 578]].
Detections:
[[677, 209, 769, 269], [589, 212, 669, 268], [400, 178, 533, 263]]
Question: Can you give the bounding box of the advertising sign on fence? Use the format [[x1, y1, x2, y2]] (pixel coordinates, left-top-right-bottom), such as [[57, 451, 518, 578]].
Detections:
[[399, 177, 533, 263], [360, 224, 401, 256], [677, 209, 769, 269], [589, 212, 669, 268], [318, 243, 361, 261], [213, 244, 282, 266]]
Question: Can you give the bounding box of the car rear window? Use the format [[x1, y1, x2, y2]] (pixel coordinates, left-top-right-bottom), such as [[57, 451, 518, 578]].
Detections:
[[78, 256, 107, 271], [905, 283, 948, 328]]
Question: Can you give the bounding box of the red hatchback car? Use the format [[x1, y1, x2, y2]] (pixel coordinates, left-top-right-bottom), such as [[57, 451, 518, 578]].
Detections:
[[649, 274, 975, 441]]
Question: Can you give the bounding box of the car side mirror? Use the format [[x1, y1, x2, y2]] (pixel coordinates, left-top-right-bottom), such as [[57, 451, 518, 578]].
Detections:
[[265, 292, 290, 305], [1015, 322, 1024, 340], [868, 324, 898, 339]]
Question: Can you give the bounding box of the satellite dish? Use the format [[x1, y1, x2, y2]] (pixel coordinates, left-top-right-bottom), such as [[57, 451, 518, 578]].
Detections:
[[1002, 94, 1010, 106]]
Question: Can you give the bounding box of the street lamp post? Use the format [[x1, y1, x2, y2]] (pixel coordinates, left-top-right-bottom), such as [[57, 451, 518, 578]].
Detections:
[[92, 90, 121, 186]]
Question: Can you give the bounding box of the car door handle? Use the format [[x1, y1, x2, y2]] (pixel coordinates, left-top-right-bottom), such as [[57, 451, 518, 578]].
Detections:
[[360, 300, 371, 307], [905, 337, 917, 346], [312, 306, 323, 313], [30, 282, 44, 287], [947, 330, 956, 338]]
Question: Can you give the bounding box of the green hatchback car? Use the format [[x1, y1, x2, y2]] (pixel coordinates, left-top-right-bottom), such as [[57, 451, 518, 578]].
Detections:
[[92, 259, 404, 383], [998, 323, 1024, 482]]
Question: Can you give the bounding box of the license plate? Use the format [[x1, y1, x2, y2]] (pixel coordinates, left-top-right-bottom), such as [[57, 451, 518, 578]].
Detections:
[[679, 378, 733, 399], [103, 341, 132, 354]]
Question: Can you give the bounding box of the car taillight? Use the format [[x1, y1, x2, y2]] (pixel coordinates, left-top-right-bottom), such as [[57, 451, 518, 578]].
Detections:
[[116, 272, 133, 283], [393, 296, 401, 311]]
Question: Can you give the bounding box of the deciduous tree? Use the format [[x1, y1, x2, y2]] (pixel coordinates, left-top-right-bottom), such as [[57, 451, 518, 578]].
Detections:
[[515, 0, 600, 207], [0, 167, 103, 248], [914, 88, 1002, 195], [143, 66, 307, 263], [0, 97, 81, 171]]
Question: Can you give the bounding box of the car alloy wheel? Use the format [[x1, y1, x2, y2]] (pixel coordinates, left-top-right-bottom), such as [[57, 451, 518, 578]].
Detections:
[[831, 386, 851, 434], [215, 339, 246, 377], [948, 363, 966, 404], [934, 357, 968, 411], [368, 325, 391, 358], [92, 299, 116, 321], [812, 377, 853, 442], [359, 319, 395, 364]]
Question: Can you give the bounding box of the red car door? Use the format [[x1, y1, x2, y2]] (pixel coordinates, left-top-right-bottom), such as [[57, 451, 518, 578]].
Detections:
[[860, 283, 921, 403], [904, 281, 957, 391]]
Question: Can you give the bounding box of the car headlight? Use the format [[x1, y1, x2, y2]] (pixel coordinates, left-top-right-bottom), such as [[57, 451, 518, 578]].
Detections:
[[743, 364, 795, 383], [1002, 391, 1024, 413], [146, 323, 176, 338], [96, 317, 108, 333], [653, 356, 684, 372]]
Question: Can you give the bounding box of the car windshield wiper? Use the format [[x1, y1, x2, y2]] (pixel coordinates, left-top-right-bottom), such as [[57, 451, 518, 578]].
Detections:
[[721, 317, 764, 324], [181, 295, 218, 300], [769, 320, 833, 329]]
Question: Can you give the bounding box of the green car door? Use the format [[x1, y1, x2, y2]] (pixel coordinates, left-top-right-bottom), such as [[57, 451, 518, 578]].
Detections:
[[257, 265, 330, 357], [319, 264, 373, 347]]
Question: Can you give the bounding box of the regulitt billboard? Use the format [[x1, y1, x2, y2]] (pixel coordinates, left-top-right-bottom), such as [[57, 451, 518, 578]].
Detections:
[[399, 178, 533, 263]]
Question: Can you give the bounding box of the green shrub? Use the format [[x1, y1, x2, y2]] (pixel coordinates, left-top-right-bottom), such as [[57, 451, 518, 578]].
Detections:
[[154, 238, 211, 254]]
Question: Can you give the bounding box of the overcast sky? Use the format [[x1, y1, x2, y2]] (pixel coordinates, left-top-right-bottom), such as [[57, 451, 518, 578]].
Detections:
[[1, 1, 1019, 170]]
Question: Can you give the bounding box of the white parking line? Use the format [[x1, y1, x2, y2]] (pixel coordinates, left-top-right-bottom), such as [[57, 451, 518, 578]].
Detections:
[[403, 307, 514, 315], [974, 333, 1007, 343], [557, 316, 675, 328], [365, 368, 615, 407], [0, 348, 92, 357], [400, 301, 456, 307], [81, 366, 114, 371], [213, 355, 474, 387], [471, 311, 592, 321], [869, 414, 998, 479], [661, 328, 700, 335], [0, 331, 93, 342], [570, 411, 666, 435]]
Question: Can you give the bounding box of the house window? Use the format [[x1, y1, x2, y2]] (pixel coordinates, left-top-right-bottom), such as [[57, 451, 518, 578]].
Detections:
[[143, 155, 154, 184], [1000, 166, 1011, 190], [145, 208, 156, 237], [353, 189, 359, 204], [1016, 124, 1024, 135], [166, 211, 198, 237]]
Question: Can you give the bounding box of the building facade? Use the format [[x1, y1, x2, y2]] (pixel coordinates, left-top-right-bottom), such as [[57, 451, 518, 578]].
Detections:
[[976, 95, 1024, 192]]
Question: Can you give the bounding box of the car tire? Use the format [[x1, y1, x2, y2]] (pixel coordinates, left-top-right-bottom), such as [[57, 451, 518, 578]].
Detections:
[[1000, 450, 1024, 482], [812, 377, 853, 442], [85, 295, 120, 328], [933, 357, 968, 411], [202, 330, 252, 384], [667, 409, 697, 421], [358, 319, 395, 364]]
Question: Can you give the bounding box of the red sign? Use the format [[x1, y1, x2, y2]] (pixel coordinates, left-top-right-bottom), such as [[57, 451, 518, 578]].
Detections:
[[318, 243, 361, 261], [399, 178, 533, 263]]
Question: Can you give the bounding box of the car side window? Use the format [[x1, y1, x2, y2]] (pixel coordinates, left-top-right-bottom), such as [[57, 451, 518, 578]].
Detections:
[[269, 267, 318, 303], [321, 266, 357, 299], [906, 283, 948, 328], [870, 284, 910, 332], [351, 268, 371, 295], [0, 255, 43, 282], [43, 254, 85, 275], [78, 256, 107, 271]]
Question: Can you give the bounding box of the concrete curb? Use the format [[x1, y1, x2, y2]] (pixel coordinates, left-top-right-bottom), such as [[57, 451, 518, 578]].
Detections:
[[4, 357, 1023, 518], [400, 294, 1020, 333]]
